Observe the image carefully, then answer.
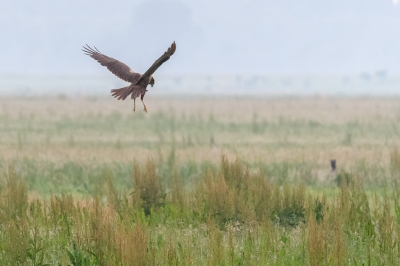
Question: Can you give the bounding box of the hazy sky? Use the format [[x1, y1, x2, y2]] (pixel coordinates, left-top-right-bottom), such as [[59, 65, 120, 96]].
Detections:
[[0, 0, 400, 75]]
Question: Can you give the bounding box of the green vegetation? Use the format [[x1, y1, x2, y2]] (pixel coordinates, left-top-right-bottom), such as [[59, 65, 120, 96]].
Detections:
[[1, 97, 400, 265], [0, 156, 400, 265]]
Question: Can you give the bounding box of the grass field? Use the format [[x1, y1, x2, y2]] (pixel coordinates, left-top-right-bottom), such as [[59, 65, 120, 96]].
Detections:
[[1, 96, 400, 265]]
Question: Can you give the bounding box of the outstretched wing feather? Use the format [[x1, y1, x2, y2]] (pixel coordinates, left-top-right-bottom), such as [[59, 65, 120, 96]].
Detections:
[[83, 45, 141, 83], [137, 42, 176, 84]]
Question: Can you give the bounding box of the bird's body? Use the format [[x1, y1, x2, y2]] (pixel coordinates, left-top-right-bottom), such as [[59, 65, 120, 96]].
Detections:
[[83, 42, 176, 112]]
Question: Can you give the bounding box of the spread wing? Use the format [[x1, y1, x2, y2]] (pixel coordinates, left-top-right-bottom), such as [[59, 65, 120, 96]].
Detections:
[[82, 45, 141, 83], [136, 42, 176, 84]]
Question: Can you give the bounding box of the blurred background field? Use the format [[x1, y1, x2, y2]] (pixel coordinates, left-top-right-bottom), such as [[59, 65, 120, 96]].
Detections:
[[2, 95, 400, 194], [2, 73, 400, 96]]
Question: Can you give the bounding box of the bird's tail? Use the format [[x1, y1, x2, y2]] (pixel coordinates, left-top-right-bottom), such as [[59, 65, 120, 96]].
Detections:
[[111, 86, 131, 100]]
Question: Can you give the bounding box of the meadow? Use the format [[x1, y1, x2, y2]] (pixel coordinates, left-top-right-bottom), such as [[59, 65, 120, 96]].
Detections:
[[1, 96, 400, 265]]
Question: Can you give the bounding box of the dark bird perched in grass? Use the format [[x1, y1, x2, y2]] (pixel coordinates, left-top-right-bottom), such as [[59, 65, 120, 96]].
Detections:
[[330, 159, 336, 172], [83, 42, 176, 112]]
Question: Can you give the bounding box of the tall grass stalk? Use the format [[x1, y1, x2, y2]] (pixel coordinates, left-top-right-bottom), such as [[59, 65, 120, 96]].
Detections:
[[0, 157, 399, 264]]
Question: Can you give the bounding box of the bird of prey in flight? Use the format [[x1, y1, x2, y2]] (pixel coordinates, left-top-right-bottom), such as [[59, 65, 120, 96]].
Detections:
[[83, 42, 176, 112]]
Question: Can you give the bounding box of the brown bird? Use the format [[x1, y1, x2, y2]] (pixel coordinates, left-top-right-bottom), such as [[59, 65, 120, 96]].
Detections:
[[83, 42, 176, 112]]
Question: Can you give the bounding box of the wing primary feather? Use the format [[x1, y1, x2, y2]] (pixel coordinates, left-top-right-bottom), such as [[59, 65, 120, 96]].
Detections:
[[82, 48, 92, 55], [84, 45, 97, 54], [82, 48, 92, 54], [84, 44, 92, 51], [82, 47, 92, 54]]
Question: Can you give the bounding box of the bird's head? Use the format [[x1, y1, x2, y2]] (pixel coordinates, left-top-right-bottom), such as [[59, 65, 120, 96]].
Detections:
[[149, 76, 155, 87]]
